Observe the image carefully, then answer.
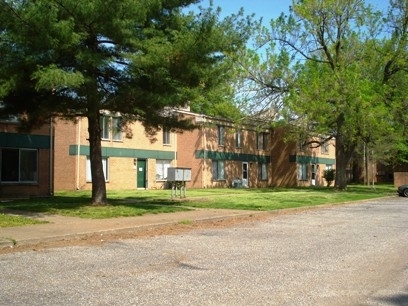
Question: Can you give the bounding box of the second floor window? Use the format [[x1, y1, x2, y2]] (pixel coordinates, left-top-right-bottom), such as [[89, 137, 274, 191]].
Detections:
[[100, 116, 122, 141], [218, 126, 224, 146], [321, 138, 329, 154], [163, 128, 171, 145], [257, 132, 268, 150], [100, 116, 110, 139], [235, 129, 242, 148], [112, 117, 122, 141]]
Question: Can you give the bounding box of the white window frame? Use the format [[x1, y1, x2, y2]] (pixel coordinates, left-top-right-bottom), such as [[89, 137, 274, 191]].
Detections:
[[163, 128, 171, 145], [101, 115, 122, 141], [111, 117, 122, 141], [100, 116, 110, 140], [156, 159, 171, 180], [86, 156, 109, 182]]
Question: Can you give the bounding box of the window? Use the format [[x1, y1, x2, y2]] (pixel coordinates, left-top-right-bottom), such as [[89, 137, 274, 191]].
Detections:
[[100, 116, 110, 140], [163, 128, 171, 145], [299, 135, 306, 152], [321, 139, 329, 154], [257, 132, 268, 150], [212, 160, 225, 180], [156, 160, 171, 180], [263, 133, 268, 150], [258, 163, 268, 181], [86, 156, 109, 182], [326, 164, 332, 170], [298, 163, 308, 180], [1, 148, 38, 182], [100, 115, 122, 141], [0, 102, 19, 123], [235, 129, 242, 148], [218, 126, 224, 146], [112, 117, 122, 141]]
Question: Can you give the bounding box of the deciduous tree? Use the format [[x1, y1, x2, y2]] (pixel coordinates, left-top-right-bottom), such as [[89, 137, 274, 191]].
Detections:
[[236, 0, 390, 189]]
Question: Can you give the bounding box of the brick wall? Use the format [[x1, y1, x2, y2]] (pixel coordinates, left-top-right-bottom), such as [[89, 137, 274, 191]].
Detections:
[[0, 123, 52, 197], [53, 116, 177, 191], [394, 172, 408, 187]]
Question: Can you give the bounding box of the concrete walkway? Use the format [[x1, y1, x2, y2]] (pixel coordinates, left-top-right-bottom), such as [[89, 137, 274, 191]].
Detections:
[[0, 208, 262, 248]]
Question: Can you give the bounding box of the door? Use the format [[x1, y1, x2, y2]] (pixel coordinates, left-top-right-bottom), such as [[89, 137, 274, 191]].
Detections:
[[311, 164, 316, 186], [242, 162, 248, 187], [137, 159, 146, 189]]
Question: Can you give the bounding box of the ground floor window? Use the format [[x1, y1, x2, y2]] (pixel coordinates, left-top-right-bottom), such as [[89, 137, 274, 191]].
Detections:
[[156, 159, 171, 180], [212, 160, 225, 180], [258, 163, 268, 181], [298, 163, 308, 181], [0, 148, 38, 182], [86, 156, 109, 182]]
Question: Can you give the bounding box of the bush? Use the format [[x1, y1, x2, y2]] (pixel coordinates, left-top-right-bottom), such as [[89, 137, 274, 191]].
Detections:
[[323, 169, 336, 187]]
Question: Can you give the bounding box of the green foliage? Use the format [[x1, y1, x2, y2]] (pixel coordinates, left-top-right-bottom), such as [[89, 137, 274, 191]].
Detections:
[[235, 0, 408, 189], [0, 0, 254, 203], [0, 0, 251, 127], [323, 169, 336, 187]]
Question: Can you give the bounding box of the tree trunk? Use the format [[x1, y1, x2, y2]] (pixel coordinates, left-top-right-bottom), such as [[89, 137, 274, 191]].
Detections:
[[87, 113, 107, 205], [334, 114, 355, 190], [335, 137, 350, 190]]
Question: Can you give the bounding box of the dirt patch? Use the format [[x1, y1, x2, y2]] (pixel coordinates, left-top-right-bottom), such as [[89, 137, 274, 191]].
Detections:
[[0, 213, 272, 255]]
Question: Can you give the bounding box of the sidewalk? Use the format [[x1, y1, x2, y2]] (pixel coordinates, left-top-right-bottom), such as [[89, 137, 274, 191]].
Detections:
[[0, 208, 263, 249]]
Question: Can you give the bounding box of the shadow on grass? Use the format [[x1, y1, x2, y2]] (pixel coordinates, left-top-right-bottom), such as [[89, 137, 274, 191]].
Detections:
[[0, 184, 395, 217], [0, 195, 184, 215]]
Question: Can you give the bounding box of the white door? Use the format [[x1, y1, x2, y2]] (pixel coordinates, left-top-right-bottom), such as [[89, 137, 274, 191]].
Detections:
[[311, 164, 316, 186], [242, 162, 248, 187]]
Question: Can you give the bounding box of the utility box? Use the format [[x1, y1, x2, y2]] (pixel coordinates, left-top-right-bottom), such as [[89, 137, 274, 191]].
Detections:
[[168, 167, 191, 199], [167, 167, 191, 182]]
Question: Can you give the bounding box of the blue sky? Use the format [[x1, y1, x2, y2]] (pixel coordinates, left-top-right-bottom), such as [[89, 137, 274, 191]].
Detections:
[[199, 0, 389, 21]]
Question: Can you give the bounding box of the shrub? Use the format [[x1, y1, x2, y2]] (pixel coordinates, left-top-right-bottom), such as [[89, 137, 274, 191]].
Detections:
[[323, 169, 336, 187]]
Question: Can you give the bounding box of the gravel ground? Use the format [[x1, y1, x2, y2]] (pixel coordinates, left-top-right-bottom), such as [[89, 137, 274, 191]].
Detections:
[[1, 197, 408, 305]]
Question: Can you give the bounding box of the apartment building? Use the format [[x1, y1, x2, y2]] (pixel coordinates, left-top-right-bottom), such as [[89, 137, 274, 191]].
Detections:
[[176, 110, 336, 189], [0, 107, 336, 197]]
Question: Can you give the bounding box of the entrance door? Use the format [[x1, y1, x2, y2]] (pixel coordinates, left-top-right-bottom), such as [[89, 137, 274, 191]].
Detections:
[[137, 159, 146, 189], [242, 162, 248, 187]]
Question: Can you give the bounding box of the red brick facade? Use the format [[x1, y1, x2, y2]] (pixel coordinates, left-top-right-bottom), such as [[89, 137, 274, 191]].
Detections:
[[0, 122, 52, 197]]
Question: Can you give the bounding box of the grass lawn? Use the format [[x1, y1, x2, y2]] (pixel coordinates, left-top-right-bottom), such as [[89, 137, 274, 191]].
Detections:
[[0, 184, 397, 227], [0, 213, 48, 227]]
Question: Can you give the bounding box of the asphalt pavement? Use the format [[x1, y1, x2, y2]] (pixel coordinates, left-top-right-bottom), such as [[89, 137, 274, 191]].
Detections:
[[1, 196, 407, 305]]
